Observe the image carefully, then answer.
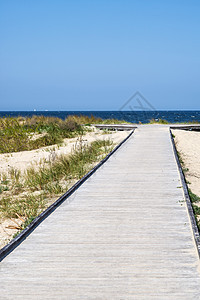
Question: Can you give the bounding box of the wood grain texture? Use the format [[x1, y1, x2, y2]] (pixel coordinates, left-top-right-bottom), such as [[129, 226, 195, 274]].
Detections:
[[0, 125, 200, 299]]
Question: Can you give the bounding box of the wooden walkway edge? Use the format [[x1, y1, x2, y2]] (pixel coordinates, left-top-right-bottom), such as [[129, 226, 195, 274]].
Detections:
[[169, 129, 200, 257]]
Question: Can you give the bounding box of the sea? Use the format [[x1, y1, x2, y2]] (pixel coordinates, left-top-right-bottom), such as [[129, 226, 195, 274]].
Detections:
[[0, 111, 200, 124]]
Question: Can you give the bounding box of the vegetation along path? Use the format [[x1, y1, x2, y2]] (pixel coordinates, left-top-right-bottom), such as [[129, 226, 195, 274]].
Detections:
[[1, 125, 200, 299]]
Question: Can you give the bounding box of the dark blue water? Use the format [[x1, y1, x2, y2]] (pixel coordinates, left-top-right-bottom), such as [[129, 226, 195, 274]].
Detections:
[[0, 111, 200, 124]]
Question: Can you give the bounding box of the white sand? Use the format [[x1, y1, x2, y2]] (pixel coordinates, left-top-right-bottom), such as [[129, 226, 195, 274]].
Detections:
[[0, 128, 130, 249], [172, 129, 200, 196]]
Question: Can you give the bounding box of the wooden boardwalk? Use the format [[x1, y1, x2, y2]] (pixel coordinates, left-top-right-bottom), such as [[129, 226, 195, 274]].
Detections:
[[1, 125, 200, 299]]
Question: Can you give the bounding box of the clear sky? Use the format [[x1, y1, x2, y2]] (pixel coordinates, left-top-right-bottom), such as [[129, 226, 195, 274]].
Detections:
[[0, 0, 200, 111]]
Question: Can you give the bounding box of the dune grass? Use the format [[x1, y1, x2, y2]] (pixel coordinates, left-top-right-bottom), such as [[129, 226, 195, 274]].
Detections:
[[0, 116, 84, 153], [24, 139, 113, 192], [149, 118, 200, 125], [0, 115, 129, 154], [63, 114, 129, 125]]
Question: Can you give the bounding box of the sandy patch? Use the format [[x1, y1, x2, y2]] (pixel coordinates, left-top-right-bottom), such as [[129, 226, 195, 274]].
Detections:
[[172, 129, 200, 196], [0, 127, 129, 176]]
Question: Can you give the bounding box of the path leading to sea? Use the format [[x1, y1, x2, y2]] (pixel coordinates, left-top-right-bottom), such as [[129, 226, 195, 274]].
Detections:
[[1, 125, 200, 299]]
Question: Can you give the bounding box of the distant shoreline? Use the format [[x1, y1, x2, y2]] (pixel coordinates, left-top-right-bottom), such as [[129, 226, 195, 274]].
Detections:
[[1, 111, 200, 124]]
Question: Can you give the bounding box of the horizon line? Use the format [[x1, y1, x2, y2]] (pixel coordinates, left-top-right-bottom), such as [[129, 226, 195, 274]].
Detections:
[[1, 109, 200, 112]]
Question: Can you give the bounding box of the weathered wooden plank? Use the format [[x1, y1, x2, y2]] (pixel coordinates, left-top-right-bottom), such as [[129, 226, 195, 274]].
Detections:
[[0, 125, 200, 299]]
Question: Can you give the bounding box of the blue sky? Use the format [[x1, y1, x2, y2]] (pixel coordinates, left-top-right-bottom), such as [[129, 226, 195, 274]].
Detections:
[[0, 0, 200, 110]]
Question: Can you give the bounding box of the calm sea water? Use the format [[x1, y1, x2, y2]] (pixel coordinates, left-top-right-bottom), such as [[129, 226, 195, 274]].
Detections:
[[0, 111, 200, 124]]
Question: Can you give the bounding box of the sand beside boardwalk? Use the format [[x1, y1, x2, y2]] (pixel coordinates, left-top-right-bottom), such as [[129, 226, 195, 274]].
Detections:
[[172, 129, 200, 197], [0, 128, 130, 249], [0, 127, 129, 175]]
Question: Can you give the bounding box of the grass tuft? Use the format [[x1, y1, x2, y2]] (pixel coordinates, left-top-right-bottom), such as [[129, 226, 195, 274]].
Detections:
[[149, 118, 169, 124], [188, 189, 200, 203]]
